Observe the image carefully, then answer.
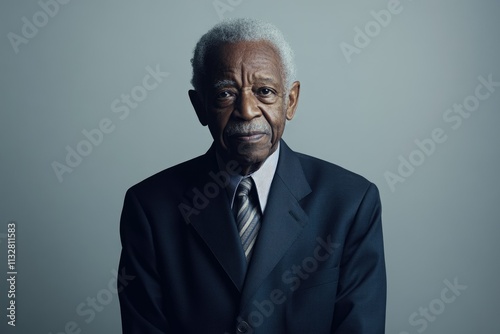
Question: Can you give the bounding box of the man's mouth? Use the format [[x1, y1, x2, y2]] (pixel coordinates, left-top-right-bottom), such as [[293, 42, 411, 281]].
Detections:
[[229, 132, 266, 142]]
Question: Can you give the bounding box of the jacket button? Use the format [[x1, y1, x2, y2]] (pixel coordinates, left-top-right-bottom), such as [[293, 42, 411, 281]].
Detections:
[[236, 320, 250, 333]]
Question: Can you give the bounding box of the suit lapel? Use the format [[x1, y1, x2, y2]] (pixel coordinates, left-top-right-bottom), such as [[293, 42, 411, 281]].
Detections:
[[240, 141, 312, 307], [181, 146, 247, 291]]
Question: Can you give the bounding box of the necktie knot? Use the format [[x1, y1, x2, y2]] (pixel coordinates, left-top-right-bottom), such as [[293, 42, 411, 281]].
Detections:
[[237, 177, 253, 197]]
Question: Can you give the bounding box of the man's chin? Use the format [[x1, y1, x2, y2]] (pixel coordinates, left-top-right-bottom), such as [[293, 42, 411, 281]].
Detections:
[[219, 143, 271, 173]]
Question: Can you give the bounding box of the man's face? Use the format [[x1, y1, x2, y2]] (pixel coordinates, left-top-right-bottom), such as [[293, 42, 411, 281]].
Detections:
[[190, 40, 300, 173]]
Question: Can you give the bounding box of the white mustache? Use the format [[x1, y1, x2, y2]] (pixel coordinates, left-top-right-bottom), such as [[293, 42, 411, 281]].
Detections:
[[224, 122, 270, 136]]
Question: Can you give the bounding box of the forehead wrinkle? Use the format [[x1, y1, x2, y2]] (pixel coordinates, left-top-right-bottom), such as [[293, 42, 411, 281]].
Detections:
[[252, 76, 279, 85], [239, 64, 282, 87]]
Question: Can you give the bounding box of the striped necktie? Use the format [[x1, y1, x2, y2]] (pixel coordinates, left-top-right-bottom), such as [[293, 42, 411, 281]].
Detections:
[[234, 177, 261, 262]]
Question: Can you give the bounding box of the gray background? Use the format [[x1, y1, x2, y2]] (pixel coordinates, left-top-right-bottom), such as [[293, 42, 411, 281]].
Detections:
[[1, 0, 499, 333]]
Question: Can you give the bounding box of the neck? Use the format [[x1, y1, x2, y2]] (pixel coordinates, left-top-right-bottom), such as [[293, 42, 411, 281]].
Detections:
[[239, 161, 265, 176]]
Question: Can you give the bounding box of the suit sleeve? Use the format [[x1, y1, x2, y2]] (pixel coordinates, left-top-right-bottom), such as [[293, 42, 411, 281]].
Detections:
[[331, 183, 387, 334], [118, 189, 170, 334]]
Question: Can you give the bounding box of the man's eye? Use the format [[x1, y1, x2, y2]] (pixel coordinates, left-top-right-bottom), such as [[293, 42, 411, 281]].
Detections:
[[258, 88, 274, 96], [216, 91, 233, 99]]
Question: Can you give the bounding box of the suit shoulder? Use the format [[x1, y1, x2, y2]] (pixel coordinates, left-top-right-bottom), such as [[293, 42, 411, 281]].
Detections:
[[127, 153, 207, 197], [295, 151, 375, 193]]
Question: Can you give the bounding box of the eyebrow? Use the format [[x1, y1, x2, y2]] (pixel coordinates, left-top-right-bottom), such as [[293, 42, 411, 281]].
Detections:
[[213, 78, 278, 89], [213, 80, 237, 89]]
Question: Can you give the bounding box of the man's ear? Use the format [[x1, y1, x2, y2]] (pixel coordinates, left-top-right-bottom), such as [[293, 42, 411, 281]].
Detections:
[[188, 89, 208, 126], [285, 81, 300, 120]]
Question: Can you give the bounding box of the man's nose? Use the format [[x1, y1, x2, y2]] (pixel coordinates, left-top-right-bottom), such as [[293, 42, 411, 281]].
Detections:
[[234, 90, 261, 121]]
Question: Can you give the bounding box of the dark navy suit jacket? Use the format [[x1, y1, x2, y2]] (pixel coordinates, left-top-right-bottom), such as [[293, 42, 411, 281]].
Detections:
[[118, 140, 386, 333]]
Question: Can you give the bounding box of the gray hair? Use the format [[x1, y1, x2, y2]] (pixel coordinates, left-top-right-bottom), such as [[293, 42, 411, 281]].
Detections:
[[190, 18, 297, 93]]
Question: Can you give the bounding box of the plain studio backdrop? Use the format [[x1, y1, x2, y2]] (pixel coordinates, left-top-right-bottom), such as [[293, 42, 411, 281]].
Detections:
[[1, 1, 499, 333]]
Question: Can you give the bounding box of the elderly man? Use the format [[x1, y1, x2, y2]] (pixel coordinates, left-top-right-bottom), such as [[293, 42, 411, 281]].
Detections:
[[118, 18, 386, 334]]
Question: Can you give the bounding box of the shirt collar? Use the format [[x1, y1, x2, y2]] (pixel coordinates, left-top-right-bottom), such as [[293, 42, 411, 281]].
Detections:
[[217, 143, 280, 213]]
